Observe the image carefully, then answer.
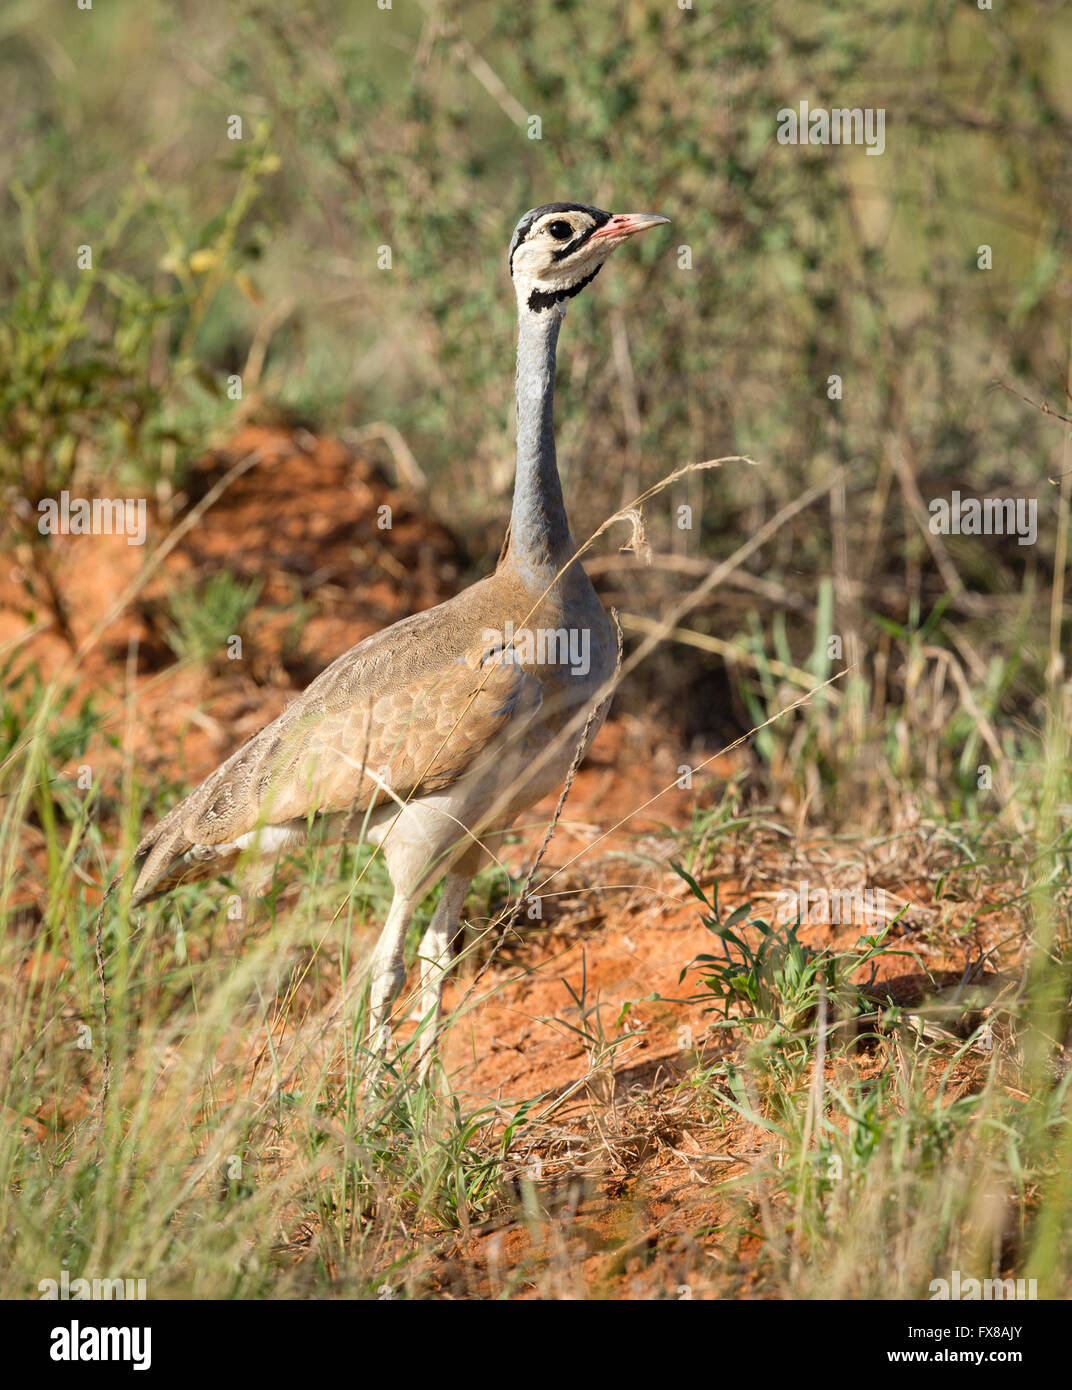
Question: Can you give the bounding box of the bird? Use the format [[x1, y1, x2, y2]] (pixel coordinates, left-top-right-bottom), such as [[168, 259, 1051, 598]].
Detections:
[[125, 202, 670, 1075]]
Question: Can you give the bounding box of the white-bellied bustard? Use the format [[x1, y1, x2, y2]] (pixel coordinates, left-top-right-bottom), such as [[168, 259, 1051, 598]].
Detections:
[[123, 203, 670, 1075]]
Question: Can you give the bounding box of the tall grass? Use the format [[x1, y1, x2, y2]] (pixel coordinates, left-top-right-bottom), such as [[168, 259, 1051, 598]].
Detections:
[[1, 687, 520, 1297]]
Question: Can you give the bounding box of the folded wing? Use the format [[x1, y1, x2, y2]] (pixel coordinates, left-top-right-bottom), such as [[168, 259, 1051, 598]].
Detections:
[[130, 607, 540, 904]]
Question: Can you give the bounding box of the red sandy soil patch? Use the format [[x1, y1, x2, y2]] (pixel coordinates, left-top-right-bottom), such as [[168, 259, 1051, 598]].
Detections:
[[436, 820, 1020, 1112], [405, 844, 1016, 1296], [2, 425, 463, 785]]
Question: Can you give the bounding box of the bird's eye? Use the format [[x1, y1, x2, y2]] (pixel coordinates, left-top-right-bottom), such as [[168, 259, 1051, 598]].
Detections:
[[547, 220, 573, 240]]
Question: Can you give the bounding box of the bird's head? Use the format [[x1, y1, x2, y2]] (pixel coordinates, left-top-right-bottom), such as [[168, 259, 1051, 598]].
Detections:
[[509, 202, 670, 316]]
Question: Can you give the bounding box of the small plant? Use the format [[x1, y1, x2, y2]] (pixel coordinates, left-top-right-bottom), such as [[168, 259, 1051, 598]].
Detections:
[[543, 948, 643, 1103], [164, 572, 262, 669], [672, 863, 891, 1046]]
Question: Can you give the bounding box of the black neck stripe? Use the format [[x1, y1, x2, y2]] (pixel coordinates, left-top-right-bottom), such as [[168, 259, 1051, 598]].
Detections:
[[527, 264, 604, 313]]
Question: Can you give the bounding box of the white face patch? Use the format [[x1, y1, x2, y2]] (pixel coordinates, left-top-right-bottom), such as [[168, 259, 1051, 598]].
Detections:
[[510, 211, 615, 313]]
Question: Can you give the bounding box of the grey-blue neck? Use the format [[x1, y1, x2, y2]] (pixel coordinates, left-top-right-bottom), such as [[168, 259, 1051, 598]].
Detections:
[[508, 303, 574, 585]]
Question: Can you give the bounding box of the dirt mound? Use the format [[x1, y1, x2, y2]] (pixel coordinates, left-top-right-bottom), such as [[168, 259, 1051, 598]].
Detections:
[[1, 425, 466, 781]]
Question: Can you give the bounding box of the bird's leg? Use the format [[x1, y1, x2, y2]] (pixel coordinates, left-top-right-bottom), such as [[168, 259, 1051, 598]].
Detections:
[[415, 870, 473, 1080], [367, 890, 419, 1066]]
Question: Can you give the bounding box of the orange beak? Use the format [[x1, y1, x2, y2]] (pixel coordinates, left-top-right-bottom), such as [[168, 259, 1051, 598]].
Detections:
[[589, 212, 671, 243]]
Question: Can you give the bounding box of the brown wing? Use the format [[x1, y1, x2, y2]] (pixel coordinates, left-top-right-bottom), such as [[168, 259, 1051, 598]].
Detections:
[[130, 601, 540, 903], [190, 650, 535, 832]]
